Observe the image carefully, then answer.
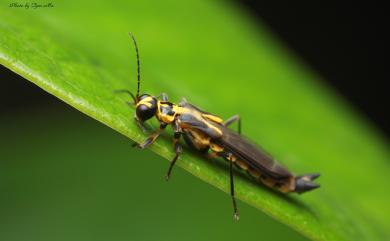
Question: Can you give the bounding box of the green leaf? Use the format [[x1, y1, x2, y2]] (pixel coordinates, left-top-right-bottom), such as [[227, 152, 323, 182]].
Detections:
[[1, 1, 389, 241], [0, 99, 308, 241]]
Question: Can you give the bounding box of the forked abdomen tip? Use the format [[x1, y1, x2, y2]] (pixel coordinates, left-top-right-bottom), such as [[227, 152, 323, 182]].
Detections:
[[294, 173, 321, 193]]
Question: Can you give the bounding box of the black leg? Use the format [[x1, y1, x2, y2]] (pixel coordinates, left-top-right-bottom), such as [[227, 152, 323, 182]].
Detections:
[[126, 101, 133, 107], [134, 116, 148, 133], [165, 133, 182, 180], [114, 89, 136, 103], [166, 122, 182, 180], [223, 115, 241, 135], [228, 153, 239, 220], [212, 151, 240, 220], [157, 93, 168, 101], [206, 151, 219, 159], [134, 123, 167, 149]]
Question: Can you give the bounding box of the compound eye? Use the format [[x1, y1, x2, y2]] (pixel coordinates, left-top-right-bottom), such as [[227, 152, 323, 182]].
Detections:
[[136, 104, 155, 121]]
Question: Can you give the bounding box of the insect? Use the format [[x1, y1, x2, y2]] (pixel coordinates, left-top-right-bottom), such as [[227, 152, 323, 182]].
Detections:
[[118, 33, 320, 220]]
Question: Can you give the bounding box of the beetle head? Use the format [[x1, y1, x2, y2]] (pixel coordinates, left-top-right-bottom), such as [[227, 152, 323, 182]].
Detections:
[[135, 94, 157, 122]]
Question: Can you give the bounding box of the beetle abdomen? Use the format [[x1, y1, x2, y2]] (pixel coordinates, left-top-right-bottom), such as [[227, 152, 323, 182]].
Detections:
[[232, 155, 321, 194], [211, 145, 295, 193], [212, 143, 319, 193], [238, 159, 295, 193]]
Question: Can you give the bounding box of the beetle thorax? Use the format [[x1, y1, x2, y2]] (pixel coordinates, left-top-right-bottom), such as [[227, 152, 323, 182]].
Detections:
[[157, 101, 181, 124]]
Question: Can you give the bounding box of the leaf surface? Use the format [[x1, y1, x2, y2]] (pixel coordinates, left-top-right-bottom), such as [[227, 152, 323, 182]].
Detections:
[[1, 1, 389, 240]]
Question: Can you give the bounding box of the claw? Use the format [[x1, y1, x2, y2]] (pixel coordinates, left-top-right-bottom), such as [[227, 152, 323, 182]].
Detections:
[[233, 212, 240, 221]]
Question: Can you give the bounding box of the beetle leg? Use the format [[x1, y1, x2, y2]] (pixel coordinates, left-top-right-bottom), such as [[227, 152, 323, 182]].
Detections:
[[133, 123, 167, 149], [166, 121, 182, 180], [157, 93, 169, 101], [205, 151, 223, 165], [126, 101, 134, 107], [206, 151, 219, 159], [114, 89, 137, 104], [210, 151, 240, 220], [165, 132, 182, 180], [134, 116, 148, 133], [227, 152, 239, 220], [223, 115, 241, 135]]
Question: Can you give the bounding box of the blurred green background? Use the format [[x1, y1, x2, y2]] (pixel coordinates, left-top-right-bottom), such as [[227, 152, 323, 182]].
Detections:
[[0, 77, 306, 241]]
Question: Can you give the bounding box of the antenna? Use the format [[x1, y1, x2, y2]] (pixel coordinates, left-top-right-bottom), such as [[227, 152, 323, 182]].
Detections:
[[129, 32, 141, 100]]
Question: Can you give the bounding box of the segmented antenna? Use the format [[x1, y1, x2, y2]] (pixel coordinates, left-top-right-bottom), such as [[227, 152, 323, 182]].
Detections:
[[129, 32, 141, 100]]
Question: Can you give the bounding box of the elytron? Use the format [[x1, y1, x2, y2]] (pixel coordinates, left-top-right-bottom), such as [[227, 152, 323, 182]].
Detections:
[[117, 33, 320, 220]]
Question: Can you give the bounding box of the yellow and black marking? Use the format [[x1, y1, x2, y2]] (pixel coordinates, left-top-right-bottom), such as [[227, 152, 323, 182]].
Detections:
[[116, 33, 320, 220]]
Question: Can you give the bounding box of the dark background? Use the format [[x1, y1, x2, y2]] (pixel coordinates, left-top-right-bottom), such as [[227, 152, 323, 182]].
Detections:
[[1, 1, 388, 137], [237, 1, 388, 136]]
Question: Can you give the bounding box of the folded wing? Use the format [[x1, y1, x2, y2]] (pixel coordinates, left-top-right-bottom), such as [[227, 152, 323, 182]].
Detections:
[[213, 124, 292, 180]]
